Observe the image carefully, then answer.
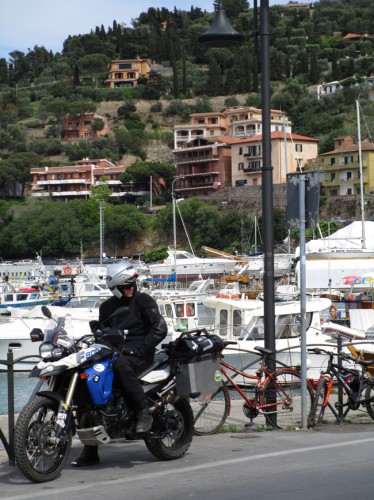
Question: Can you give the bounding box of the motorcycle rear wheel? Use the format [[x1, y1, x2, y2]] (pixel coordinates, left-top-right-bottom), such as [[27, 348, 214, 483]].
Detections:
[[14, 395, 72, 483], [144, 397, 193, 460]]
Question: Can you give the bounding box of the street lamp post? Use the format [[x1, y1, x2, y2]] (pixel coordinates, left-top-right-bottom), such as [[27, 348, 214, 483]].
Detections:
[[198, 0, 275, 355]]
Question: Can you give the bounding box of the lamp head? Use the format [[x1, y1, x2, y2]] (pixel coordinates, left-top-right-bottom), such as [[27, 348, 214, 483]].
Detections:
[[198, 1, 245, 47]]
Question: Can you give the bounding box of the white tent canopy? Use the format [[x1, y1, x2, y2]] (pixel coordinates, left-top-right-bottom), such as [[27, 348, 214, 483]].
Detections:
[[295, 221, 374, 257]]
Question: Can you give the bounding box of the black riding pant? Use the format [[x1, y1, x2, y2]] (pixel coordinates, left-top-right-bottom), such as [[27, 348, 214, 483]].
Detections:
[[113, 354, 152, 411]]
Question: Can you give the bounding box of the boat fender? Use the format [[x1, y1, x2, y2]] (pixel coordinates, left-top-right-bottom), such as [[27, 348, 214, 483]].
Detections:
[[329, 304, 338, 320]]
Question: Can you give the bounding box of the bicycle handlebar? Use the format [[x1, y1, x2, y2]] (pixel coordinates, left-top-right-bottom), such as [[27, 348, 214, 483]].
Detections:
[[308, 347, 374, 367]]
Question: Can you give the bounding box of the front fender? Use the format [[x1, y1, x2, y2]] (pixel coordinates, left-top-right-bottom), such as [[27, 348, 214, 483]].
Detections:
[[35, 390, 65, 404]]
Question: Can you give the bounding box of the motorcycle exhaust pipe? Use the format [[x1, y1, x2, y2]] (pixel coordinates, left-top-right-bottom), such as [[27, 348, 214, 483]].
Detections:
[[149, 390, 176, 414]]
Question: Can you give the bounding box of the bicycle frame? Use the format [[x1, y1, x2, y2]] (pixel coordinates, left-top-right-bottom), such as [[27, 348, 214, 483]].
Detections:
[[316, 353, 372, 419], [220, 350, 313, 417]]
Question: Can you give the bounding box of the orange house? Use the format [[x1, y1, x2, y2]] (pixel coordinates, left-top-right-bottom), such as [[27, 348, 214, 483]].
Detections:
[[61, 113, 110, 141], [105, 58, 152, 88]]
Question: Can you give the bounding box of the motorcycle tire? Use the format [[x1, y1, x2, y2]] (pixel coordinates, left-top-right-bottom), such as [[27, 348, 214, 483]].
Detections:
[[144, 397, 193, 460], [14, 395, 72, 483]]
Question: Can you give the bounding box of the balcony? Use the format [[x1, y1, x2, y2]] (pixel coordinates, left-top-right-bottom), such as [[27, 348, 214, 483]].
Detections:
[[37, 179, 86, 185], [175, 155, 219, 165]]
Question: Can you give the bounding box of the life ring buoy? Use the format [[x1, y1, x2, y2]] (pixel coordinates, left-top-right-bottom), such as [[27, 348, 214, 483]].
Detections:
[[329, 304, 338, 320], [64, 265, 72, 276]]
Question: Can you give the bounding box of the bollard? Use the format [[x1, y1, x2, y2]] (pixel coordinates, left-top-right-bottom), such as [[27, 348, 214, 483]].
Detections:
[[337, 336, 344, 424]]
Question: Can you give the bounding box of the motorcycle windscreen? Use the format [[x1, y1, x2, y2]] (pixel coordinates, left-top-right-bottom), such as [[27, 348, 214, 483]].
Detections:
[[85, 359, 114, 405]]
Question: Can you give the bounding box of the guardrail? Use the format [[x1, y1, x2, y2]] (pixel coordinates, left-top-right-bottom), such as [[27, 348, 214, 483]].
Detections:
[[0, 350, 42, 466]]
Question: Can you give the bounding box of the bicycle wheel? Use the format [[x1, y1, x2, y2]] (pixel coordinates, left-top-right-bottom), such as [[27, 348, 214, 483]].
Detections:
[[364, 376, 374, 421], [308, 378, 328, 428], [191, 383, 230, 435], [261, 368, 313, 429]]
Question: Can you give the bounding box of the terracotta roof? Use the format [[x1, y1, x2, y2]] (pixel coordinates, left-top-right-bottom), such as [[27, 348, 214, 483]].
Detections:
[[322, 140, 374, 155], [228, 132, 319, 144]]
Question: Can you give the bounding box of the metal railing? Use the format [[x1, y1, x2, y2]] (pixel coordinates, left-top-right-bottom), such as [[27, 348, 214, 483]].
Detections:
[[0, 350, 41, 466]]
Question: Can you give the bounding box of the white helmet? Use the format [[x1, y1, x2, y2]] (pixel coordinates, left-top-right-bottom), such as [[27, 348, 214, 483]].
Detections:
[[106, 262, 138, 299]]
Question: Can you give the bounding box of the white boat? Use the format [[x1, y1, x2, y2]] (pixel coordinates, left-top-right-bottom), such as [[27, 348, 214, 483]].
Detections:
[[295, 221, 374, 291], [201, 295, 364, 380], [0, 299, 104, 371], [139, 249, 238, 280], [149, 278, 216, 304], [0, 287, 54, 315], [156, 296, 215, 345], [72, 271, 111, 298]]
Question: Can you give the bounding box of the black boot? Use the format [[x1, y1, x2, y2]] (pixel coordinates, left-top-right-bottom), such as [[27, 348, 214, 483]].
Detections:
[[136, 408, 153, 433], [71, 445, 100, 467]]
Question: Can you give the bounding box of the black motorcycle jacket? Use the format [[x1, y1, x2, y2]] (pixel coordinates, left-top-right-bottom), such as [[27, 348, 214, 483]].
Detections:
[[98, 291, 168, 356]]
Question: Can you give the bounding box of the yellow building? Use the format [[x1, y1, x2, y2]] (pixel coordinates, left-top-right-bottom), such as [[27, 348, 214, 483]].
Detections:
[[105, 58, 151, 88], [317, 136, 374, 196]]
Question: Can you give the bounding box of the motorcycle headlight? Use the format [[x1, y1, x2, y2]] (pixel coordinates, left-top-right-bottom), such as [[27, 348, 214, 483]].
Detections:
[[40, 343, 53, 359], [51, 347, 64, 359]]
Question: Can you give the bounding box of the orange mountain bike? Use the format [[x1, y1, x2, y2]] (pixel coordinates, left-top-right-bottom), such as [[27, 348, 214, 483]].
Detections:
[[191, 345, 314, 435]]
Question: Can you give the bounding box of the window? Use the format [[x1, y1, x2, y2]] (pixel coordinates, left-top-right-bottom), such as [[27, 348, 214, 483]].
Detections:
[[330, 173, 336, 181], [347, 171, 352, 180], [210, 130, 215, 136], [84, 133, 93, 138], [344, 156, 353, 164], [83, 121, 92, 126], [239, 147, 243, 155], [238, 162, 244, 171], [331, 158, 335, 165], [119, 63, 132, 69], [219, 310, 228, 337], [114, 73, 123, 79], [295, 144, 303, 153], [233, 310, 242, 336]]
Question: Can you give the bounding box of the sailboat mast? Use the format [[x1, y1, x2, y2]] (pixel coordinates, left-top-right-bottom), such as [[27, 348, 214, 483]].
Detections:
[[356, 100, 366, 249]]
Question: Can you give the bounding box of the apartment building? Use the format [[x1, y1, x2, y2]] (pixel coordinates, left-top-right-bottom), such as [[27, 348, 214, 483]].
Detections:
[[105, 58, 152, 88], [30, 159, 129, 202], [174, 106, 292, 149], [61, 113, 110, 141], [231, 132, 319, 187], [173, 136, 241, 198], [312, 136, 374, 196]]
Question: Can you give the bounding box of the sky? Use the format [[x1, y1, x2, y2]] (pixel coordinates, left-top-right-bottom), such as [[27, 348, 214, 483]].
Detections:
[[0, 0, 291, 60]]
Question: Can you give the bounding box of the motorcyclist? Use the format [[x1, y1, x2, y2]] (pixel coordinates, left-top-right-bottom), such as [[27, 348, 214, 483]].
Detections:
[[72, 261, 168, 466]]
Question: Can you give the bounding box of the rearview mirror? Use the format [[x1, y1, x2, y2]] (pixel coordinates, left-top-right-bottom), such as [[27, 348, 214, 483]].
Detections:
[[30, 328, 44, 342]]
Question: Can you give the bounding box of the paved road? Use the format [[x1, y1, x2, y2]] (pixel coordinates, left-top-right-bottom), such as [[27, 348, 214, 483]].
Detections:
[[1, 404, 374, 500]]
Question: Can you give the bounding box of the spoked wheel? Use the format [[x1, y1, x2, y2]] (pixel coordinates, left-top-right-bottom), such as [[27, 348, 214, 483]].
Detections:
[[144, 397, 193, 460], [364, 376, 374, 421], [191, 383, 230, 435], [261, 369, 313, 429], [308, 378, 329, 428], [14, 396, 72, 483]]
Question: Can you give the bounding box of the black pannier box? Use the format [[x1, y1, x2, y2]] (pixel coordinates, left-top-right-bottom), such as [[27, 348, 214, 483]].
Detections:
[[166, 329, 225, 396]]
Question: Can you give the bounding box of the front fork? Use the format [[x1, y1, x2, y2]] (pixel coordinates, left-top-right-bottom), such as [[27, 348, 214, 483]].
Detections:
[[53, 372, 79, 440]]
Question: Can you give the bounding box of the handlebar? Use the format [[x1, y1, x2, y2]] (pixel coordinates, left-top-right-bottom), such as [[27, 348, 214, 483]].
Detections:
[[308, 347, 373, 366]]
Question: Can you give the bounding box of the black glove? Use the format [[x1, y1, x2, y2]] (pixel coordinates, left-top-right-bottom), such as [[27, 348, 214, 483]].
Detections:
[[89, 320, 100, 333]]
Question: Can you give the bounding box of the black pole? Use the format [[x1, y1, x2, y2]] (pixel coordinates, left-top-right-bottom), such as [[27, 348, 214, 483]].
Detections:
[[260, 0, 275, 360], [7, 350, 15, 465]]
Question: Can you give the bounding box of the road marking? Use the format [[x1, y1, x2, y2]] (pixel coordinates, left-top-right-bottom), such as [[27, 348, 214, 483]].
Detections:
[[5, 436, 374, 499]]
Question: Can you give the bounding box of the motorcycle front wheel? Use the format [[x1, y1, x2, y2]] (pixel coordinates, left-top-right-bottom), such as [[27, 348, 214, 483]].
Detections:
[[144, 397, 193, 460], [14, 395, 72, 483]]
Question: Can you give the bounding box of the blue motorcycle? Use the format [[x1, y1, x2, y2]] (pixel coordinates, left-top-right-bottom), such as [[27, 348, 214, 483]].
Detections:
[[13, 306, 194, 483]]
